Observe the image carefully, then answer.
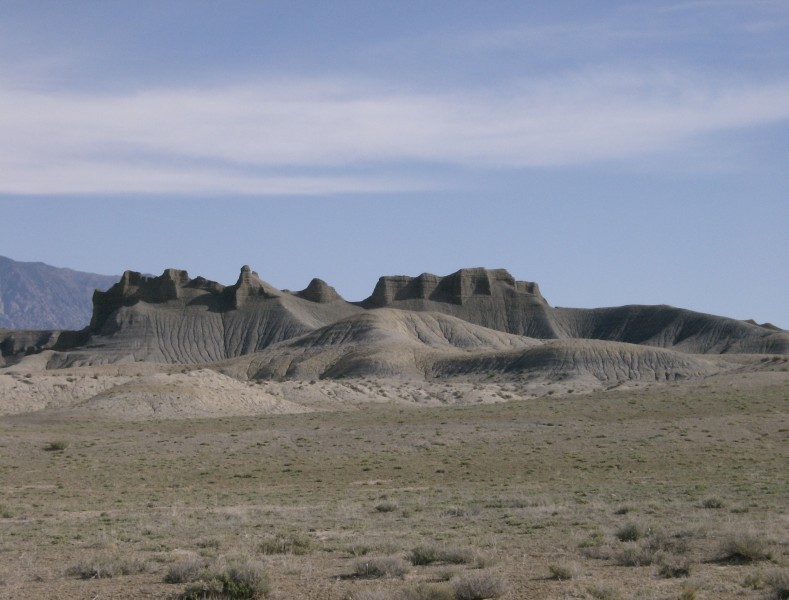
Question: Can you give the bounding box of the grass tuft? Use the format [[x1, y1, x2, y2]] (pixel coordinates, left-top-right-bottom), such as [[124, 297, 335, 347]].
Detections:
[[615, 522, 644, 542], [548, 563, 574, 580], [179, 560, 269, 599], [355, 556, 410, 579], [375, 501, 399, 513], [766, 570, 789, 599], [257, 532, 313, 555], [164, 556, 207, 584], [348, 591, 390, 600], [616, 542, 658, 567], [586, 584, 622, 600], [718, 533, 772, 563], [451, 571, 507, 600], [657, 557, 691, 578], [396, 582, 456, 600], [701, 497, 724, 509], [678, 586, 699, 600], [67, 555, 147, 579], [409, 545, 440, 566], [408, 544, 490, 568]]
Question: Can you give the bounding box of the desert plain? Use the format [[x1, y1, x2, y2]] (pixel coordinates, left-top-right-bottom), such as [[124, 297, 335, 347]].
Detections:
[[0, 358, 787, 600]]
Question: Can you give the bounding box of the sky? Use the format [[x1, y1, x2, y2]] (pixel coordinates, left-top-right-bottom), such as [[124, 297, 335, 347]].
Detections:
[[1, 0, 787, 327]]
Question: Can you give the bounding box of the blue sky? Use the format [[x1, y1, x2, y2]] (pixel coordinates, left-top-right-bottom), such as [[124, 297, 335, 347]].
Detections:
[[1, 0, 788, 327]]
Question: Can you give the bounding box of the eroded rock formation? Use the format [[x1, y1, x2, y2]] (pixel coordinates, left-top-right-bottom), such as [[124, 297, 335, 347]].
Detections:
[[1, 265, 785, 375]]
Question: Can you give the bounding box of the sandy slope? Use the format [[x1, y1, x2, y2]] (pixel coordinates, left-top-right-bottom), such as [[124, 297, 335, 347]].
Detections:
[[3, 307, 773, 421], [4, 345, 784, 421]]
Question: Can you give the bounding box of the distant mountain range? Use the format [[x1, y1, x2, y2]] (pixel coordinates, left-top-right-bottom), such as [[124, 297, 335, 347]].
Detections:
[[0, 256, 117, 330], [2, 265, 785, 381]]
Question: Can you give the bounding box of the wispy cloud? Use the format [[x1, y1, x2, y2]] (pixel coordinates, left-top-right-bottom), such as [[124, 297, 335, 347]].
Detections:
[[2, 70, 789, 195], [426, 0, 789, 62]]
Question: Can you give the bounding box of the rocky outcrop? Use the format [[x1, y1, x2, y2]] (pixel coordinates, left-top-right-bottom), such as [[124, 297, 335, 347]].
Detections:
[[359, 268, 787, 355], [297, 279, 344, 303], [744, 319, 782, 332], [362, 268, 560, 339], [90, 268, 224, 333], [230, 265, 280, 308], [49, 266, 362, 367], [366, 268, 544, 306]]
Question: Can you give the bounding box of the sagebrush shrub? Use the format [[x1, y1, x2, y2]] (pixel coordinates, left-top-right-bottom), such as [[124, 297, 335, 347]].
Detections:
[[67, 555, 147, 579], [451, 571, 507, 600], [258, 532, 313, 555], [409, 545, 440, 565], [408, 544, 489, 568], [678, 586, 698, 600], [719, 533, 772, 563], [396, 582, 455, 600], [179, 560, 269, 599], [615, 522, 644, 542], [586, 584, 622, 600], [548, 563, 574, 580], [164, 557, 207, 584], [657, 558, 691, 578], [180, 579, 224, 599], [616, 542, 658, 567], [355, 556, 410, 579], [702, 497, 724, 509], [766, 570, 789, 599], [347, 591, 390, 600], [375, 501, 398, 513]]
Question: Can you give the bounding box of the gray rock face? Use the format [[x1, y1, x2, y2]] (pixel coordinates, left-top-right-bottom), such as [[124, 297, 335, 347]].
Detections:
[[367, 268, 544, 306], [361, 268, 787, 355], [90, 269, 200, 332], [297, 279, 343, 303], [363, 268, 560, 339], [52, 266, 362, 367], [232, 265, 280, 308]]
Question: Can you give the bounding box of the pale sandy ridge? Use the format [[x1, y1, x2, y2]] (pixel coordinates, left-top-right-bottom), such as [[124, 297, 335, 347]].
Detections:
[[3, 346, 780, 421]]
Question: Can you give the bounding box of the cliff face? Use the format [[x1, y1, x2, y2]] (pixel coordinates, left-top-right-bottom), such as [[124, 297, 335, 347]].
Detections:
[[90, 265, 312, 334], [54, 266, 362, 367], [362, 267, 562, 339], [297, 278, 344, 304], [361, 268, 787, 355], [366, 268, 544, 306]]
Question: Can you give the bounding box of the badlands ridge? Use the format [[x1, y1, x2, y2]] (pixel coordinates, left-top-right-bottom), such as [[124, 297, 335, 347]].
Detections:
[[1, 266, 786, 419]]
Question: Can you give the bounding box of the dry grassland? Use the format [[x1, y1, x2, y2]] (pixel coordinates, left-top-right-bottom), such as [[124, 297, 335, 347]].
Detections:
[[0, 371, 787, 599]]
